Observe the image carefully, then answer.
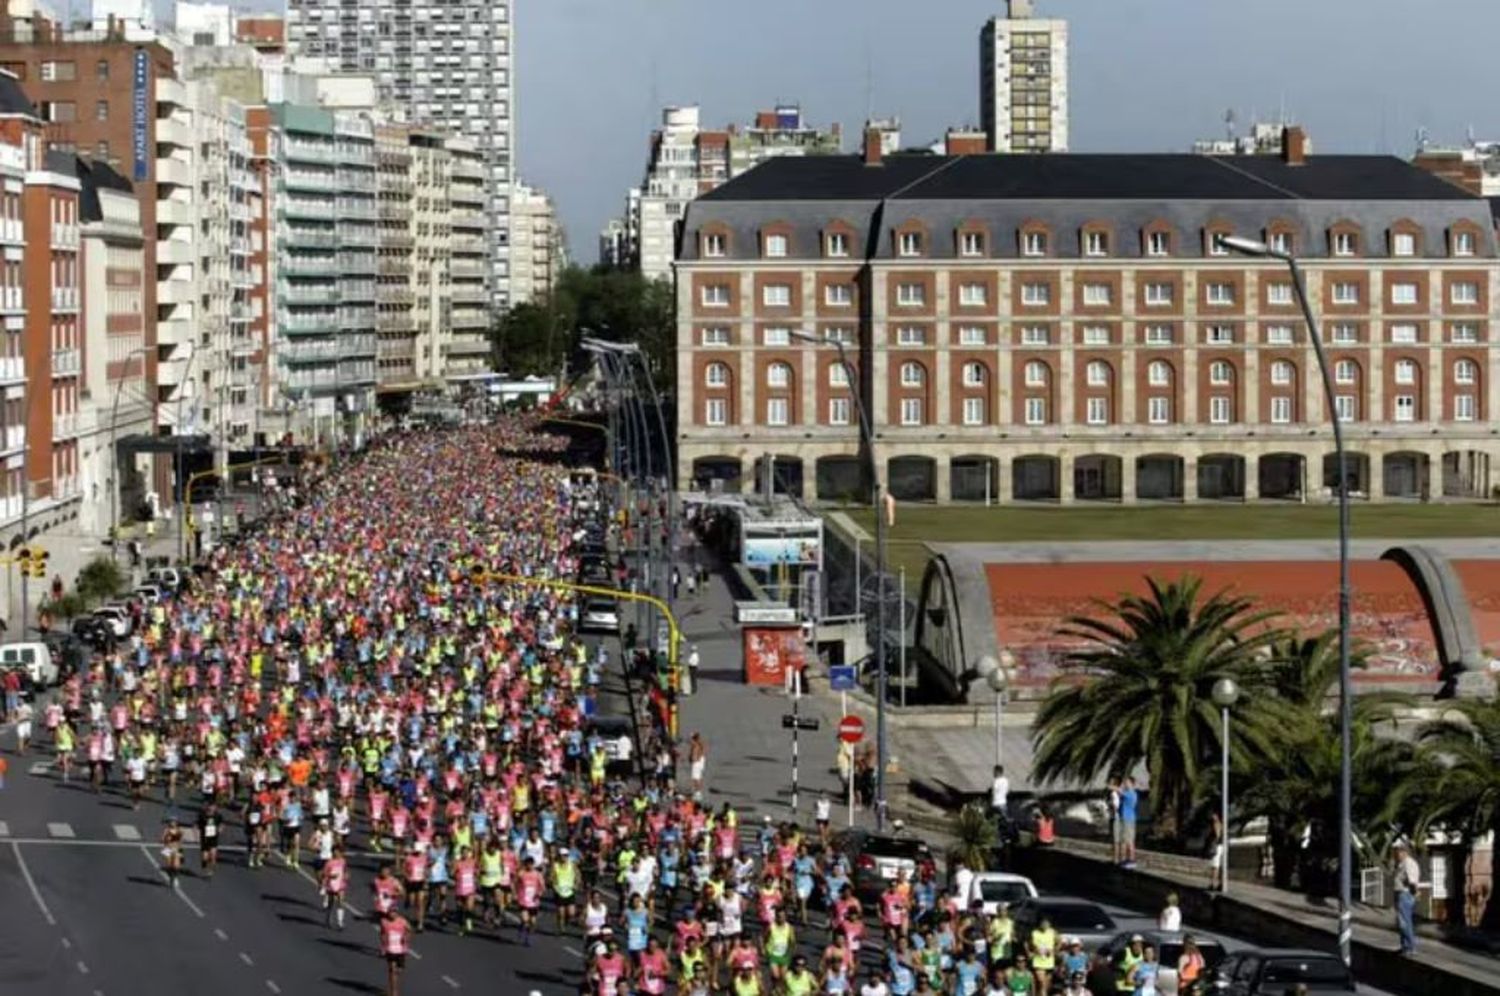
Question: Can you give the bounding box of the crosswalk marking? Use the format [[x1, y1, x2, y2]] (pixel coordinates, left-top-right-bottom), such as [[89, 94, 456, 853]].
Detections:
[[47, 822, 75, 839], [28, 762, 49, 776], [0, 820, 9, 837], [112, 824, 141, 841]]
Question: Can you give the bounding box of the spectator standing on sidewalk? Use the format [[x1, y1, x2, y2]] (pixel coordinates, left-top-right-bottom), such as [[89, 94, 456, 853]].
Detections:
[[689, 731, 708, 800], [1393, 842, 1421, 955], [1119, 776, 1140, 868]]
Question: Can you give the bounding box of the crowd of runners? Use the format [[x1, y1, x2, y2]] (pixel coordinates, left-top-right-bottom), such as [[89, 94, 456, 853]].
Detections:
[[14, 417, 1175, 996]]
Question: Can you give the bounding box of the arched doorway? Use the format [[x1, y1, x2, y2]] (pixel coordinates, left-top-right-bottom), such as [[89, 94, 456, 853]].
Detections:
[[1382, 452, 1428, 500], [1258, 453, 1305, 500], [1197, 454, 1245, 500], [752, 455, 804, 498], [692, 456, 743, 493], [950, 455, 1000, 503], [815, 455, 864, 502], [1322, 451, 1371, 498], [1074, 454, 1122, 501], [1013, 455, 1060, 501], [1136, 454, 1184, 501], [888, 455, 937, 502]]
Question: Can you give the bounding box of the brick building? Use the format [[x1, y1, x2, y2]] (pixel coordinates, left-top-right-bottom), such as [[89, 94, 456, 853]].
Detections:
[[675, 132, 1500, 505]]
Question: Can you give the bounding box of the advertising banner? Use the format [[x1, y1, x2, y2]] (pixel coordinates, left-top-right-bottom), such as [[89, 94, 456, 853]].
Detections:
[[743, 534, 821, 568], [132, 49, 150, 182], [742, 626, 806, 687]]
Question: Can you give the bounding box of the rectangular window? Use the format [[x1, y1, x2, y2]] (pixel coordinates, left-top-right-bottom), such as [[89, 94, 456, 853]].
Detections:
[[701, 327, 730, 346], [1451, 322, 1479, 343], [1270, 363, 1293, 386], [1454, 231, 1477, 257], [1144, 324, 1173, 345], [1206, 282, 1235, 305], [1024, 397, 1046, 425], [1208, 233, 1229, 256], [1333, 232, 1356, 256], [95, 100, 108, 121], [825, 284, 852, 307], [1390, 281, 1419, 305], [1270, 396, 1292, 424], [1081, 325, 1110, 346], [1020, 325, 1049, 346], [766, 364, 791, 388], [1335, 395, 1357, 422], [763, 327, 791, 347], [1330, 322, 1359, 344], [1081, 283, 1111, 307], [1147, 396, 1170, 425], [764, 234, 788, 258], [896, 282, 925, 307], [962, 397, 985, 426], [1456, 394, 1477, 422], [1206, 324, 1234, 345], [958, 325, 986, 346], [900, 397, 923, 426], [959, 283, 988, 307], [701, 284, 730, 307], [705, 398, 727, 426], [1146, 231, 1170, 257], [1022, 231, 1047, 256], [48, 101, 76, 123], [828, 363, 850, 387], [762, 284, 792, 308], [826, 233, 850, 257], [1389, 323, 1418, 345], [766, 398, 789, 426], [1021, 282, 1050, 306], [1266, 282, 1294, 306], [961, 364, 984, 388], [1265, 324, 1294, 345], [702, 233, 726, 257], [1143, 282, 1173, 307], [1085, 396, 1109, 425], [828, 397, 851, 426], [1394, 394, 1415, 422], [896, 326, 926, 346], [1268, 232, 1293, 255], [1332, 281, 1360, 305], [1451, 281, 1479, 305], [1084, 231, 1108, 257], [40, 60, 76, 82], [898, 232, 922, 257], [1209, 395, 1231, 424], [1392, 232, 1416, 257], [960, 232, 984, 257], [825, 327, 855, 344]]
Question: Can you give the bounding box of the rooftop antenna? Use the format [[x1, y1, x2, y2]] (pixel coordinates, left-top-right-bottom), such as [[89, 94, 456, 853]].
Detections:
[[863, 34, 873, 122], [1466, 124, 1477, 148], [1224, 108, 1237, 142], [1415, 126, 1429, 154]]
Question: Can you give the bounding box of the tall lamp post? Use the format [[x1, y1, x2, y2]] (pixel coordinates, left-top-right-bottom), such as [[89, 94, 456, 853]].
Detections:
[[976, 653, 1014, 770], [1220, 234, 1351, 964], [1212, 676, 1240, 894], [107, 345, 151, 562], [789, 328, 890, 829]]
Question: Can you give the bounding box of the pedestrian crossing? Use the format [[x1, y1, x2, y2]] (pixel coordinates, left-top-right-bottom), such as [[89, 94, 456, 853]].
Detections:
[[0, 821, 198, 843]]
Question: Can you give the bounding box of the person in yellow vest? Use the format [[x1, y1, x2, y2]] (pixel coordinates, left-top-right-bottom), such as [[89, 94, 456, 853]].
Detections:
[[1029, 914, 1059, 993], [1114, 933, 1146, 993]]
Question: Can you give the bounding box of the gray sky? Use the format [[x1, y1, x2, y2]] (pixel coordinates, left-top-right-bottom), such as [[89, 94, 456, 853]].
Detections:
[[517, 0, 1499, 263]]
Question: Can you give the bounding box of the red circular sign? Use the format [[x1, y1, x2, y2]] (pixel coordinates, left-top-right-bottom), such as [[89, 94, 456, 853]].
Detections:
[[837, 715, 866, 743]]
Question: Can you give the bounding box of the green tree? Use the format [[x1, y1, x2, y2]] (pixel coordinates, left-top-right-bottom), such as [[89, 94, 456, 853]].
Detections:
[[1031, 575, 1289, 841], [74, 556, 127, 607], [948, 802, 999, 874]]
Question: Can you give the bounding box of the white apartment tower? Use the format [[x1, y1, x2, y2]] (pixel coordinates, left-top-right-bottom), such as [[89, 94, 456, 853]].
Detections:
[[980, 0, 1068, 153], [284, 0, 513, 314]]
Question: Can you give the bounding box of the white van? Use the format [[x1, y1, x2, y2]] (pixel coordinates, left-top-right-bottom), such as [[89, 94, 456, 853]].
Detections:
[[0, 642, 58, 687]]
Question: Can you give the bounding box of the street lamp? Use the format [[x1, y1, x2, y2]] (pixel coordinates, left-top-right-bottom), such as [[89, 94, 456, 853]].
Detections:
[[789, 328, 891, 830], [977, 653, 1014, 770], [107, 345, 151, 562], [1212, 676, 1241, 894], [1220, 233, 1352, 963]]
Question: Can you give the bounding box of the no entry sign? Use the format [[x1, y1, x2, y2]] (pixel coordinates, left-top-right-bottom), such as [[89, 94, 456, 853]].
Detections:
[[837, 715, 865, 743]]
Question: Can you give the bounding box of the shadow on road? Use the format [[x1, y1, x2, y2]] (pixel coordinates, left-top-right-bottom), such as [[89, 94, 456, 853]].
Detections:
[[324, 977, 382, 994]]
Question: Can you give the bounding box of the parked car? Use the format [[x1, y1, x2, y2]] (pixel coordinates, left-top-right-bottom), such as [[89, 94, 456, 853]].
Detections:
[[588, 715, 637, 776], [965, 871, 1039, 915], [580, 597, 621, 634], [132, 584, 166, 604], [92, 606, 133, 639], [1212, 949, 1357, 995], [1010, 897, 1120, 955], [0, 641, 58, 687], [146, 567, 185, 592], [1091, 931, 1227, 996], [70, 615, 115, 650], [830, 827, 937, 901]]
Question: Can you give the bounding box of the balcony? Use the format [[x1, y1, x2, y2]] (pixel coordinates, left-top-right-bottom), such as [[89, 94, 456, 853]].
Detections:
[[280, 285, 341, 306], [0, 356, 21, 384], [282, 372, 341, 393], [450, 310, 490, 330], [280, 198, 335, 221], [339, 253, 377, 274], [156, 116, 192, 149], [284, 227, 338, 249], [156, 157, 192, 187], [280, 315, 339, 335], [340, 173, 377, 193], [0, 217, 20, 245], [341, 283, 377, 303], [280, 256, 339, 277], [155, 76, 187, 109], [157, 315, 193, 346], [158, 280, 194, 305], [339, 228, 378, 248], [336, 199, 377, 220], [0, 423, 21, 454], [0, 286, 21, 313], [51, 224, 79, 249], [339, 308, 375, 328], [50, 349, 80, 377], [282, 341, 343, 364], [449, 286, 489, 305], [377, 258, 409, 276], [377, 285, 413, 304], [450, 210, 487, 230], [449, 260, 486, 279], [282, 141, 338, 165], [156, 354, 190, 387], [384, 232, 414, 248], [284, 170, 338, 193], [377, 313, 412, 332], [50, 287, 79, 312], [450, 235, 485, 253], [51, 411, 78, 440], [157, 239, 194, 266], [342, 335, 377, 356], [156, 199, 192, 227]]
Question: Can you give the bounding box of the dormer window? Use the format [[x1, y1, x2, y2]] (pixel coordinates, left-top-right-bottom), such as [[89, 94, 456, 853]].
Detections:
[[898, 231, 923, 257], [1453, 230, 1477, 257], [1332, 231, 1357, 256], [1267, 230, 1293, 254], [703, 233, 726, 258], [959, 231, 984, 257], [1083, 231, 1109, 257], [826, 232, 850, 257], [1022, 231, 1047, 257], [1145, 230, 1170, 257], [764, 233, 788, 258]]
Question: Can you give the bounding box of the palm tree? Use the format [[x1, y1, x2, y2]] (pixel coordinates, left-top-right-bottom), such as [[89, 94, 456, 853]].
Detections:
[[1031, 575, 1289, 842]]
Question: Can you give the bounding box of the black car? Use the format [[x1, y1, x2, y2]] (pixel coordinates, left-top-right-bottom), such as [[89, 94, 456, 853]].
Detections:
[[830, 828, 937, 901], [70, 615, 115, 651], [1213, 949, 1356, 995], [1010, 897, 1120, 955]]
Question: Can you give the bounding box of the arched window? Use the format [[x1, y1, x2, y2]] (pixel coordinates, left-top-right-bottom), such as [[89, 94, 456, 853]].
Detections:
[[1394, 359, 1417, 385], [1270, 360, 1294, 386], [1024, 361, 1048, 387], [1209, 360, 1232, 385], [1085, 360, 1110, 387], [1455, 358, 1478, 384], [705, 362, 729, 388], [900, 361, 925, 388], [766, 361, 792, 388], [1146, 360, 1171, 387], [962, 361, 986, 388], [1334, 359, 1357, 385]]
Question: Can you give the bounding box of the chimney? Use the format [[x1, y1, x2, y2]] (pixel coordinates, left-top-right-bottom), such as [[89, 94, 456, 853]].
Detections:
[[863, 127, 884, 167], [1282, 126, 1307, 166]]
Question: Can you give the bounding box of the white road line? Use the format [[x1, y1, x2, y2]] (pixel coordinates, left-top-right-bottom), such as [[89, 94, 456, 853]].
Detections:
[[12, 842, 56, 926], [138, 846, 206, 918], [76, 961, 90, 975], [441, 974, 460, 989], [563, 945, 584, 958], [0, 820, 10, 837], [214, 928, 229, 942], [29, 761, 49, 776], [265, 981, 281, 994], [61, 938, 72, 950], [112, 824, 141, 841], [238, 952, 254, 967], [47, 822, 75, 839], [409, 948, 422, 961]]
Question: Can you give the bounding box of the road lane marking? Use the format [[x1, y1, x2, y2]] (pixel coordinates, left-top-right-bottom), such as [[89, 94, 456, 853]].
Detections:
[[563, 945, 583, 958], [47, 822, 75, 838], [61, 938, 72, 949], [12, 842, 56, 926], [215, 928, 229, 942], [138, 846, 206, 918], [441, 974, 460, 989], [265, 981, 281, 994], [77, 960, 89, 975], [112, 824, 141, 841], [0, 820, 9, 836], [29, 762, 49, 776], [239, 952, 254, 967]]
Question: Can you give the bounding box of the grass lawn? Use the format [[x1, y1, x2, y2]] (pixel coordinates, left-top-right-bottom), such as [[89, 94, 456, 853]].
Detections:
[[843, 502, 1500, 588]]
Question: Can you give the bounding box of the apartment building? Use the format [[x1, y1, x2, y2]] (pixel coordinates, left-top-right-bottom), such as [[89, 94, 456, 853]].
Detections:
[[980, 0, 1069, 153], [675, 133, 1500, 505], [77, 157, 148, 540], [409, 130, 451, 384], [446, 137, 491, 376], [510, 181, 563, 306], [0, 75, 29, 527], [627, 104, 841, 281], [283, 0, 512, 312], [375, 124, 418, 389]]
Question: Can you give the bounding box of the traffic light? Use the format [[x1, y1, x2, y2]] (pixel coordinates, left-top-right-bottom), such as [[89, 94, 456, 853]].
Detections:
[[29, 548, 47, 578]]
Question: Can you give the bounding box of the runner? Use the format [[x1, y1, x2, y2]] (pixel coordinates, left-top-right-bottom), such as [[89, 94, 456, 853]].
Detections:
[[378, 906, 411, 996]]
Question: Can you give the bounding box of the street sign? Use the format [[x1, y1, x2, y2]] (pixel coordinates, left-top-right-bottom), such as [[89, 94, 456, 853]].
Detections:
[[828, 665, 857, 692], [736, 601, 799, 625], [781, 714, 821, 732], [837, 715, 865, 743]]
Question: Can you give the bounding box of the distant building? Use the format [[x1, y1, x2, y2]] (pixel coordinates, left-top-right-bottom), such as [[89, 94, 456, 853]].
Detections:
[[1412, 141, 1500, 198], [510, 181, 564, 306], [980, 0, 1068, 153], [1193, 119, 1291, 157], [599, 217, 630, 269]]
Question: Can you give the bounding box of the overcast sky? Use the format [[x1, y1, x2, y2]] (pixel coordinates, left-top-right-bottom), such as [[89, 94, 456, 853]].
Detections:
[[517, 0, 1499, 262]]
